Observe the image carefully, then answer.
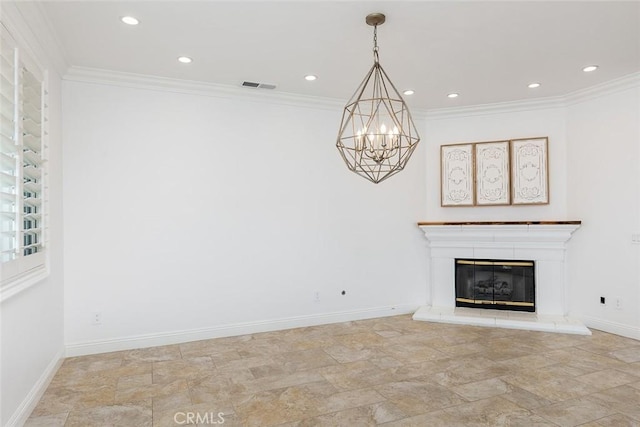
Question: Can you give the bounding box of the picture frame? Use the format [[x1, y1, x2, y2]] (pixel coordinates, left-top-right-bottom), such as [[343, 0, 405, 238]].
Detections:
[[441, 143, 474, 206], [475, 141, 510, 206], [510, 137, 549, 205]]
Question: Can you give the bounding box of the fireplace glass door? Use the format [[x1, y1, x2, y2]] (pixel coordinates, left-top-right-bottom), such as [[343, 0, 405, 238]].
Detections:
[[455, 259, 535, 312]]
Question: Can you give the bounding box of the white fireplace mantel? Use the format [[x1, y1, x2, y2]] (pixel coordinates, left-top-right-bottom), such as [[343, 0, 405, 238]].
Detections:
[[413, 221, 590, 335]]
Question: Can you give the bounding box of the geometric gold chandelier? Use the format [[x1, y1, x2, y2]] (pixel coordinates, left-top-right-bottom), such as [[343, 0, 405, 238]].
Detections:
[[336, 13, 421, 184]]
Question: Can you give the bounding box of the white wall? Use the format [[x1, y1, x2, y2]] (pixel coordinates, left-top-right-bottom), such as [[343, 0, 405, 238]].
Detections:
[[424, 104, 568, 221], [0, 4, 66, 426], [566, 84, 640, 339], [422, 77, 640, 339], [60, 66, 640, 361], [62, 78, 428, 354]]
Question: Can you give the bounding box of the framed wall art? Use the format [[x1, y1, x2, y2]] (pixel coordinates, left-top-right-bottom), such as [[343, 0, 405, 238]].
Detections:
[[510, 137, 549, 205], [475, 141, 510, 206], [441, 143, 474, 206]]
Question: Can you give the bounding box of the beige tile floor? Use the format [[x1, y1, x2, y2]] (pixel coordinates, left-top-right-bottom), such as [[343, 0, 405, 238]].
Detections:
[[25, 315, 640, 426]]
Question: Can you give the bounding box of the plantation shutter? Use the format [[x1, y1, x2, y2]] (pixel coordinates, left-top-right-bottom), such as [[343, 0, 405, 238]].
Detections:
[[21, 63, 44, 259], [0, 27, 17, 266], [0, 24, 47, 285]]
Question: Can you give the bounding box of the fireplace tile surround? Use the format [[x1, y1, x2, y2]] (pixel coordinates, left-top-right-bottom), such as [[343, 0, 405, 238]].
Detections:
[[413, 221, 590, 335]]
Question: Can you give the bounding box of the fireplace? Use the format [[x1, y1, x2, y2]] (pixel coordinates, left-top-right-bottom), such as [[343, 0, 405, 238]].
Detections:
[[455, 259, 535, 312], [412, 221, 590, 335]]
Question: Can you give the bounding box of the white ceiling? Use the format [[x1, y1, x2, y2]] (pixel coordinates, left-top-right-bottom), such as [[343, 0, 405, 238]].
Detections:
[[40, 1, 640, 110]]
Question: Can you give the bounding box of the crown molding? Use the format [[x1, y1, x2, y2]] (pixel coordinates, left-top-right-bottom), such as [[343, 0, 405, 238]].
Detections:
[[0, 2, 69, 78], [64, 66, 347, 112], [425, 72, 640, 120], [63, 65, 638, 119], [564, 71, 640, 106], [425, 96, 567, 120], [62, 66, 429, 121]]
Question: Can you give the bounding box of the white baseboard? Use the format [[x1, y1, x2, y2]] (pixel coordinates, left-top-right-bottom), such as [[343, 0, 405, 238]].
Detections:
[[65, 304, 418, 357], [5, 347, 65, 427], [581, 315, 640, 341]]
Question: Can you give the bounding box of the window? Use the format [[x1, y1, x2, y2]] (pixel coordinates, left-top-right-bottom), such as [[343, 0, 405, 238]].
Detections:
[[0, 24, 48, 291]]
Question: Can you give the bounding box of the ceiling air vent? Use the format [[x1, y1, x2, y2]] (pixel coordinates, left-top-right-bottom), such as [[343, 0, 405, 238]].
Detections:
[[241, 81, 276, 90]]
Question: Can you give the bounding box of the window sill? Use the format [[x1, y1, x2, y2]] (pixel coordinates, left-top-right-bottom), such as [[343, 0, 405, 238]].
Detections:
[[0, 265, 49, 303]]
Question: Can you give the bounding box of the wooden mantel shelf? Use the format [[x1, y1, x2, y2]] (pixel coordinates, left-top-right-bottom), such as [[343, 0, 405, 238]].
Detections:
[[417, 220, 581, 226]]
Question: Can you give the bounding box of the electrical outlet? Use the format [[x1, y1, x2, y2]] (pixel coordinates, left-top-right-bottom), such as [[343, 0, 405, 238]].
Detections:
[[314, 292, 320, 303], [600, 296, 606, 305], [92, 312, 102, 325], [615, 297, 622, 310]]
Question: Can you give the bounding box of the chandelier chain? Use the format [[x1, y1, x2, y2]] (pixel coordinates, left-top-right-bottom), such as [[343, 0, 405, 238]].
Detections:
[[373, 25, 379, 63]]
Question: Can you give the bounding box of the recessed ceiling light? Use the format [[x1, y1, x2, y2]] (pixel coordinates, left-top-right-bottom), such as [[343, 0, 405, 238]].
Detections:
[[304, 75, 317, 81], [583, 65, 599, 72], [447, 93, 459, 98], [403, 90, 415, 96], [528, 83, 541, 89], [121, 16, 139, 26], [177, 56, 192, 64]]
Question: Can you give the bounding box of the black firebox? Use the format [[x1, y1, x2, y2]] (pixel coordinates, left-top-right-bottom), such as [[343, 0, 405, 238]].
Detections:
[[455, 259, 535, 312]]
